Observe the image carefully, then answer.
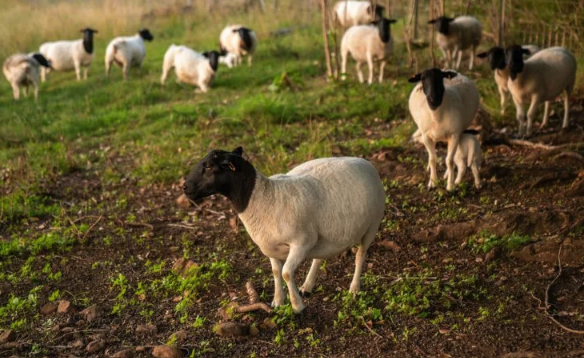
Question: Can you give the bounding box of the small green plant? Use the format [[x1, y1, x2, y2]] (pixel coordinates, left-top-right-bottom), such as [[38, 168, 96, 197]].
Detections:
[[48, 290, 60, 302]]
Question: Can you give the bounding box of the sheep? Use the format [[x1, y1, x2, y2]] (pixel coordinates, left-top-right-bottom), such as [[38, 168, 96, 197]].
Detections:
[[105, 29, 154, 80], [160, 44, 219, 93], [219, 51, 238, 68], [39, 28, 98, 82], [3, 53, 51, 102], [477, 45, 540, 114], [408, 68, 480, 191], [219, 25, 257, 67], [332, 1, 384, 27], [183, 147, 386, 314], [340, 17, 397, 84], [412, 129, 483, 189], [428, 16, 482, 70], [505, 45, 577, 137]]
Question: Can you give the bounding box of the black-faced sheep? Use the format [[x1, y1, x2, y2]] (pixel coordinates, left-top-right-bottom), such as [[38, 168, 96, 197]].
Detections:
[[105, 29, 154, 80], [332, 1, 384, 27], [219, 25, 257, 67], [3, 53, 51, 102], [183, 147, 386, 313], [428, 16, 482, 70]]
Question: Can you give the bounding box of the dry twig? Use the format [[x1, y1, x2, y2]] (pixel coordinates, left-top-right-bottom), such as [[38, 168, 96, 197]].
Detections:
[[359, 316, 383, 339]]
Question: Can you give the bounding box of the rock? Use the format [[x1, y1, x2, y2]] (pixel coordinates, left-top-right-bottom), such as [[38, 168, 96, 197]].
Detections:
[[176, 194, 191, 209], [262, 318, 278, 330], [41, 302, 58, 315], [80, 306, 100, 322], [378, 240, 401, 252], [135, 346, 146, 352], [170, 330, 187, 343], [86, 340, 106, 353], [214, 322, 250, 337], [512, 239, 584, 265], [152, 345, 182, 358], [136, 323, 157, 335], [172, 258, 199, 277], [71, 339, 85, 350], [58, 300, 75, 314], [0, 329, 16, 344], [110, 348, 134, 358]]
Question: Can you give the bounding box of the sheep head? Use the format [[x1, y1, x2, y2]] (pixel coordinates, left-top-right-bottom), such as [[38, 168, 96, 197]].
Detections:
[[367, 4, 385, 21], [506, 44, 530, 81], [372, 18, 397, 43], [202, 50, 220, 72], [477, 47, 506, 71], [184, 147, 256, 213], [32, 53, 51, 68], [408, 68, 457, 110], [428, 16, 455, 35], [80, 28, 98, 54], [138, 28, 154, 41]]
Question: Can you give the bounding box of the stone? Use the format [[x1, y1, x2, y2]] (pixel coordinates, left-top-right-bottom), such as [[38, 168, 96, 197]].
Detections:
[[71, 339, 85, 350], [0, 329, 16, 344], [170, 330, 187, 343], [40, 302, 58, 315], [86, 340, 106, 353], [152, 345, 182, 358], [110, 348, 134, 358], [80, 306, 100, 322], [136, 323, 157, 335], [58, 300, 75, 314]]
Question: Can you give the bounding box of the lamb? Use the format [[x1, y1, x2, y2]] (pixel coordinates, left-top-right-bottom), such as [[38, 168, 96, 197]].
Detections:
[[332, 1, 384, 27], [477, 45, 540, 114], [105, 29, 154, 80], [219, 25, 257, 67], [428, 16, 482, 70], [340, 17, 397, 84], [183, 147, 386, 314], [160, 44, 219, 93], [505, 45, 577, 137], [3, 53, 51, 102], [408, 68, 480, 191], [39, 28, 98, 82], [413, 129, 483, 189]]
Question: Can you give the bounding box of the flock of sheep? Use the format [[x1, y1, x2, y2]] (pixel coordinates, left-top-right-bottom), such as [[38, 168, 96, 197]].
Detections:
[[2, 1, 579, 314], [2, 24, 257, 99]]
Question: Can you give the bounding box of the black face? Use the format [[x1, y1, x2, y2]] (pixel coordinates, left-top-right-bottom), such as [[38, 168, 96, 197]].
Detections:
[[236, 27, 253, 51], [206, 50, 220, 72], [370, 4, 385, 21], [408, 68, 458, 110], [183, 147, 256, 213], [80, 28, 98, 54], [477, 47, 506, 70], [32, 53, 51, 68], [138, 29, 154, 41], [374, 18, 397, 43], [428, 16, 455, 35], [505, 44, 529, 80]]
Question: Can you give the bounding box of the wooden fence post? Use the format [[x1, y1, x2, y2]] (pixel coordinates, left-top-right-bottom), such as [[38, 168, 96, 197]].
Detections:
[[320, 0, 333, 80], [498, 0, 506, 46]]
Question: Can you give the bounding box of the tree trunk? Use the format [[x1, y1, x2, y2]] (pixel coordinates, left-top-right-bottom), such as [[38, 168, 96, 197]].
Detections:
[[413, 0, 419, 39], [498, 0, 505, 46]]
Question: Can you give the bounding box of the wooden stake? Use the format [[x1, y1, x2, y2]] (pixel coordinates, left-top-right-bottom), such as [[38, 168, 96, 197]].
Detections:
[[498, 0, 506, 46], [465, 0, 472, 15], [413, 0, 419, 39], [320, 0, 333, 80], [429, 0, 436, 67]]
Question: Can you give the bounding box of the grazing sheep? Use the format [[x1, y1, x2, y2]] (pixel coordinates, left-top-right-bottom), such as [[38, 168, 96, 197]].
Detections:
[[505, 45, 576, 137], [183, 147, 386, 314], [160, 44, 219, 93], [477, 45, 540, 114], [105, 29, 154, 80], [332, 1, 384, 27], [408, 69, 480, 191], [219, 51, 238, 68], [39, 28, 98, 82], [428, 16, 482, 70], [219, 25, 257, 67], [3, 53, 51, 102], [341, 17, 397, 84]]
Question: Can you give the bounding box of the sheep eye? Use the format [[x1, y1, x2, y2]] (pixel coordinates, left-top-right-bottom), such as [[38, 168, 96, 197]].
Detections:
[[204, 162, 213, 170]]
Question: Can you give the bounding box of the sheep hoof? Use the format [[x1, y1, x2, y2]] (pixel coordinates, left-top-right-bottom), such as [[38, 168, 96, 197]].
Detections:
[[300, 290, 312, 298], [292, 303, 306, 314]]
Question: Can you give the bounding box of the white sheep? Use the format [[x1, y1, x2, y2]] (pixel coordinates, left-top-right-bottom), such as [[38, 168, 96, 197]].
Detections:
[[183, 147, 386, 314], [219, 52, 238, 68], [105, 29, 154, 80], [477, 45, 540, 114], [332, 1, 384, 27], [3, 53, 51, 102], [160, 45, 219, 93], [39, 28, 98, 82], [408, 69, 480, 191], [340, 17, 396, 84], [428, 16, 482, 70], [219, 25, 257, 67], [505, 45, 577, 137]]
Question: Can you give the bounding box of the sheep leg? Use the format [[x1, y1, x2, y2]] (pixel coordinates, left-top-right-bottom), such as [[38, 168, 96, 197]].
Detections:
[[355, 62, 364, 83], [247, 54, 253, 67], [33, 82, 39, 103], [471, 162, 481, 189], [269, 258, 286, 308], [378, 60, 386, 83], [421, 135, 438, 190], [540, 101, 550, 128], [74, 62, 81, 81], [122, 63, 129, 81], [469, 46, 476, 70], [105, 59, 112, 76], [455, 160, 466, 185], [499, 86, 507, 115], [40, 67, 47, 82], [23, 84, 29, 97], [455, 47, 462, 70], [340, 46, 348, 81], [282, 246, 310, 313], [512, 96, 527, 137], [299, 259, 323, 296], [197, 81, 209, 93], [562, 90, 570, 129], [366, 54, 374, 85], [10, 83, 20, 100], [349, 225, 377, 295], [83, 67, 89, 80], [445, 135, 460, 191], [444, 49, 451, 68], [525, 96, 540, 137]]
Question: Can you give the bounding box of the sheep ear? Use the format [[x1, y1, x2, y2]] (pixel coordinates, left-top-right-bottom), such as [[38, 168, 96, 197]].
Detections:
[[408, 73, 422, 83], [428, 19, 437, 24], [477, 52, 488, 58], [220, 160, 237, 171], [232, 147, 244, 156], [388, 19, 398, 23], [522, 48, 531, 55], [441, 71, 458, 79], [232, 29, 239, 33]]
